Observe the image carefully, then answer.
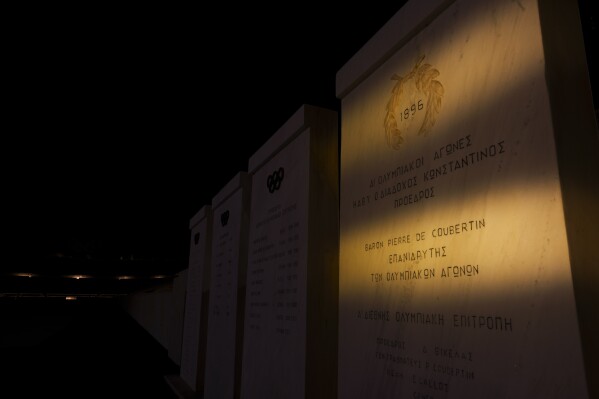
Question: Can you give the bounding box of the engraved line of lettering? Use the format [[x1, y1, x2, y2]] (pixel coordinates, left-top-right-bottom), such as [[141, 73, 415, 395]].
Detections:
[[431, 219, 486, 237], [375, 352, 424, 369], [353, 195, 371, 208], [365, 241, 385, 251], [395, 312, 445, 325], [388, 246, 447, 263], [440, 264, 479, 277], [375, 176, 418, 200], [398, 268, 436, 280], [359, 310, 391, 321], [376, 337, 406, 350], [372, 156, 425, 188], [433, 134, 472, 160], [452, 314, 513, 331], [424, 140, 506, 181], [434, 346, 473, 361], [412, 375, 449, 393], [393, 187, 435, 208], [432, 363, 475, 380]]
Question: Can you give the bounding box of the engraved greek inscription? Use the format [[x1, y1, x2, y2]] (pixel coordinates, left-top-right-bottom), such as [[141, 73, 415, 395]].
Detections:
[[377, 176, 418, 200], [412, 375, 449, 393], [376, 157, 425, 184], [452, 314, 513, 331], [434, 346, 473, 361], [376, 337, 406, 350], [395, 312, 445, 326], [412, 391, 435, 399], [441, 265, 479, 278], [433, 134, 472, 160], [363, 310, 391, 321], [353, 196, 371, 208], [394, 187, 435, 208], [386, 368, 404, 378], [399, 268, 436, 280], [388, 247, 447, 264], [431, 364, 475, 380], [376, 351, 424, 368], [424, 140, 506, 182]]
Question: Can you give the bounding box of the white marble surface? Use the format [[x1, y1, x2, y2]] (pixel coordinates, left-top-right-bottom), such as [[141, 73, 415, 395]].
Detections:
[[241, 104, 338, 399], [338, 0, 588, 397], [180, 206, 212, 391], [204, 173, 250, 399], [241, 129, 309, 399]]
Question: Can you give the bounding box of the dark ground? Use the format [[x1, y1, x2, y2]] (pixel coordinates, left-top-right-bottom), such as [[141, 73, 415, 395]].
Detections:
[[1, 298, 178, 398]]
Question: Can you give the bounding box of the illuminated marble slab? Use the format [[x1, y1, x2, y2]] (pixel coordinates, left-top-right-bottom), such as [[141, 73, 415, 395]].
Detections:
[[240, 105, 339, 399], [180, 205, 213, 392], [337, 0, 597, 398], [204, 173, 251, 399]]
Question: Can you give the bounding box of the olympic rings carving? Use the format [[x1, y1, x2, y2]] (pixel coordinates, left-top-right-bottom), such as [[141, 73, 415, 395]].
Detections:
[[266, 167, 285, 193]]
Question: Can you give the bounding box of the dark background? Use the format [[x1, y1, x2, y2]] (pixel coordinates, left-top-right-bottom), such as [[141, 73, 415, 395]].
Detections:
[[4, 1, 597, 293]]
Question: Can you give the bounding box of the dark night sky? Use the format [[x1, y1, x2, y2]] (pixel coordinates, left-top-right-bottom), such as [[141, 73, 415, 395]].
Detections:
[[7, 3, 411, 273], [5, 1, 597, 279]]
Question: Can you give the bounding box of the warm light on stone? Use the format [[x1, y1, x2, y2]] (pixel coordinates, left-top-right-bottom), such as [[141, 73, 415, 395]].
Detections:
[[338, 0, 591, 397]]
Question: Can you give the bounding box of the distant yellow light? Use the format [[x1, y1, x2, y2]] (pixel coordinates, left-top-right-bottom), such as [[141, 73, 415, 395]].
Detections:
[[14, 273, 35, 278], [66, 275, 90, 280], [65, 296, 77, 301]]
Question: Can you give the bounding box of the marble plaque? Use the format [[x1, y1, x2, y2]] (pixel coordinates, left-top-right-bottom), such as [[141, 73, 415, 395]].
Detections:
[[240, 105, 339, 399], [180, 206, 213, 392], [204, 172, 251, 399], [337, 0, 596, 398]]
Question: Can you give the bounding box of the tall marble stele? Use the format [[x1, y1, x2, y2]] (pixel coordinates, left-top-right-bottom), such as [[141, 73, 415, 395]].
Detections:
[[204, 173, 251, 399], [180, 205, 213, 393], [240, 105, 339, 399], [336, 0, 598, 398]]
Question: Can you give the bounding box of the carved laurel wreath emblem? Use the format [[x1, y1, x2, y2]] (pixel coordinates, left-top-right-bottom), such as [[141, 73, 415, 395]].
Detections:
[[384, 55, 444, 150]]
